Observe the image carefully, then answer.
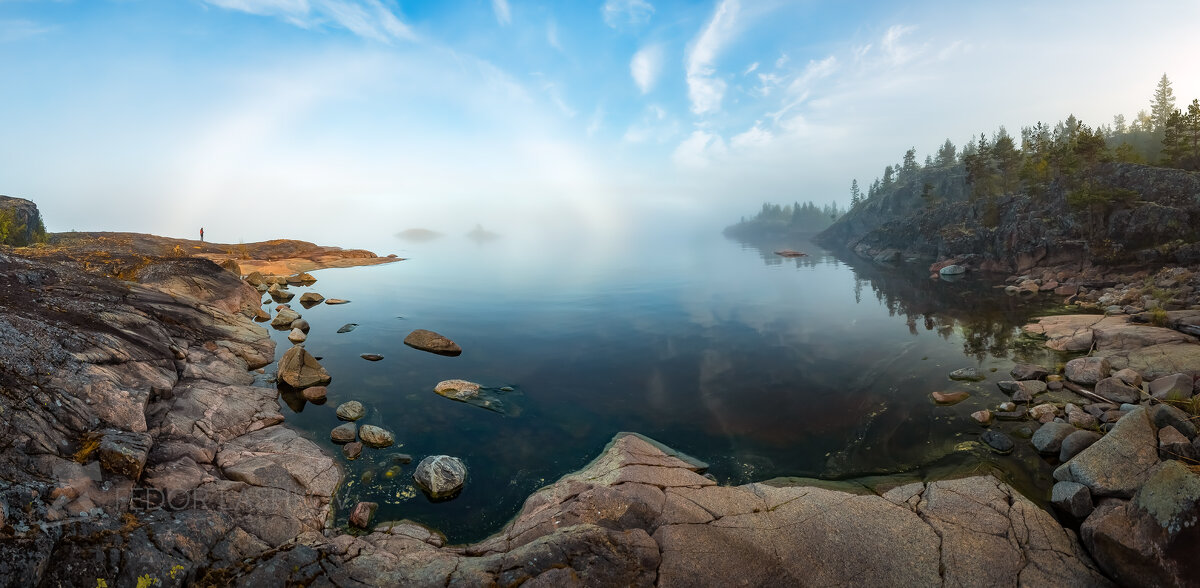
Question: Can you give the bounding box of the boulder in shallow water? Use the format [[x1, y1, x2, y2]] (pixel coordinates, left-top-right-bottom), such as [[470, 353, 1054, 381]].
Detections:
[[277, 345, 332, 389], [413, 455, 467, 499], [434, 379, 481, 401], [938, 264, 966, 275], [404, 329, 462, 356], [299, 292, 325, 308], [286, 272, 317, 285], [336, 401, 366, 421], [337, 323, 358, 333], [301, 385, 326, 403], [981, 430, 1014, 454], [326, 298, 350, 305], [433, 379, 511, 414], [931, 390, 969, 405], [970, 410, 992, 425], [342, 442, 363, 460], [331, 423, 356, 444], [360, 353, 384, 361], [287, 328, 306, 344], [349, 501, 377, 529], [948, 367, 985, 381], [359, 425, 394, 448], [271, 307, 301, 330]]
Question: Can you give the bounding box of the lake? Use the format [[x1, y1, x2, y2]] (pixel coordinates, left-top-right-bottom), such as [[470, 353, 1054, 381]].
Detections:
[[260, 224, 1070, 543]]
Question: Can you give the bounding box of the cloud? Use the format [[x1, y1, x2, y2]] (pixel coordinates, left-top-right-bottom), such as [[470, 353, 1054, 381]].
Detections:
[[787, 55, 838, 94], [882, 24, 920, 65], [730, 123, 772, 150], [623, 105, 677, 143], [672, 129, 726, 167], [542, 82, 576, 118], [630, 44, 663, 94], [0, 19, 54, 42], [686, 0, 739, 115], [602, 0, 654, 28], [743, 62, 758, 75], [547, 19, 561, 51], [586, 105, 604, 137], [203, 0, 415, 42], [492, 0, 512, 26]]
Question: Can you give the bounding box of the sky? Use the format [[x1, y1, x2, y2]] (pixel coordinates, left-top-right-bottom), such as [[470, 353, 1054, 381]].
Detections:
[[1, 0, 1198, 248]]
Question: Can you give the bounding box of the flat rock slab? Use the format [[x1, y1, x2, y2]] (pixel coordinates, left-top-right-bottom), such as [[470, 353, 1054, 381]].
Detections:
[[404, 329, 462, 356]]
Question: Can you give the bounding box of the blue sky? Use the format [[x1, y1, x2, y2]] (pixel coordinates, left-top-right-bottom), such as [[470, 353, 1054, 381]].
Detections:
[[1, 0, 1198, 247]]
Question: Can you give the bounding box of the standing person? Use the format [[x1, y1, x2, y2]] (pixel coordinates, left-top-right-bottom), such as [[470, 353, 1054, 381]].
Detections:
[[200, 227, 205, 242]]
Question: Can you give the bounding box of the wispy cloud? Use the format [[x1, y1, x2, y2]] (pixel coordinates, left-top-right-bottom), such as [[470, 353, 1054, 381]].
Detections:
[[0, 19, 54, 42], [630, 44, 663, 94], [492, 0, 512, 26], [547, 19, 562, 51], [882, 24, 920, 65], [685, 0, 739, 115], [624, 105, 677, 143], [203, 0, 415, 42], [672, 129, 725, 167], [602, 0, 654, 28], [743, 62, 758, 75]]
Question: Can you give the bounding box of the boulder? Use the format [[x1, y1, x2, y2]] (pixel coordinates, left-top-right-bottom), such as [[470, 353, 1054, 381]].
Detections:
[[342, 442, 363, 460], [360, 353, 384, 361], [1158, 426, 1197, 462], [1113, 368, 1143, 388], [938, 264, 966, 276], [1029, 403, 1057, 423], [336, 401, 366, 421], [301, 386, 326, 402], [331, 423, 357, 444], [271, 307, 301, 330], [291, 318, 310, 333], [359, 425, 394, 448], [981, 431, 1014, 454], [1051, 481, 1093, 520], [1094, 377, 1141, 404], [970, 410, 992, 425], [244, 271, 266, 287], [285, 272, 317, 285], [268, 283, 295, 302], [1055, 407, 1160, 498], [404, 329, 462, 356], [1065, 357, 1111, 386], [326, 298, 351, 305], [1032, 422, 1077, 455], [287, 328, 306, 344], [435, 379, 481, 401], [1150, 404, 1197, 440], [1081, 460, 1200, 587], [349, 501, 378, 529], [1060, 430, 1102, 462], [96, 430, 153, 480], [1148, 373, 1193, 402], [948, 367, 984, 382], [299, 292, 325, 307], [931, 390, 969, 405], [413, 455, 467, 499], [1010, 363, 1050, 381], [277, 345, 332, 389]]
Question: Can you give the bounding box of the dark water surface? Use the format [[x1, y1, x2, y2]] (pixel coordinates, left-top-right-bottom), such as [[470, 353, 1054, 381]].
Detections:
[[261, 228, 1068, 543]]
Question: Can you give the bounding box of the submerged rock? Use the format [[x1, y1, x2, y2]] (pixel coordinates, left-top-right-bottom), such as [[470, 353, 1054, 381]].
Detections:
[[413, 455, 467, 499], [301, 385, 327, 403], [938, 264, 966, 275], [433, 379, 511, 414], [931, 390, 969, 405], [404, 329, 462, 356], [326, 298, 351, 305], [360, 353, 384, 361], [948, 367, 985, 382], [342, 442, 363, 460], [981, 430, 1014, 454], [277, 345, 332, 389], [337, 323, 359, 333]]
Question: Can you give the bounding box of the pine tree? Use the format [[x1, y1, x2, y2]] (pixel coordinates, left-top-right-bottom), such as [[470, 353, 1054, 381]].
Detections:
[[935, 139, 956, 166], [850, 179, 861, 207], [1151, 74, 1176, 132], [901, 147, 919, 179]]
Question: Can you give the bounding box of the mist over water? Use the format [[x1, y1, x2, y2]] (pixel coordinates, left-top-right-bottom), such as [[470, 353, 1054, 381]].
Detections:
[[264, 221, 1064, 543]]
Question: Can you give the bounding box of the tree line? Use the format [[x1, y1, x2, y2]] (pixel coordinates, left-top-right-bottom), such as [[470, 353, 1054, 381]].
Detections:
[[849, 74, 1200, 213], [727, 200, 845, 236]]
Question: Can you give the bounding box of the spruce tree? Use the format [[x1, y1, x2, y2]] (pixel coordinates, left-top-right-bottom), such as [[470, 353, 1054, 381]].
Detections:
[[1151, 73, 1176, 132]]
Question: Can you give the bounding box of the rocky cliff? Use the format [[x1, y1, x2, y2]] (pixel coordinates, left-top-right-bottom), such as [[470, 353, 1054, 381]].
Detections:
[[816, 163, 1200, 273], [0, 196, 47, 247]]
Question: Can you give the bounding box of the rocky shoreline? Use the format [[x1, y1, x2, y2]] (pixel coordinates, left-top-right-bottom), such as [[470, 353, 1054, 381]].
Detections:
[[0, 220, 1196, 585]]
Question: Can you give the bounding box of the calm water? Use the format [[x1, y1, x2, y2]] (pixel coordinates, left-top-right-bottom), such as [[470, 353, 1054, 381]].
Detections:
[[259, 226, 1067, 543]]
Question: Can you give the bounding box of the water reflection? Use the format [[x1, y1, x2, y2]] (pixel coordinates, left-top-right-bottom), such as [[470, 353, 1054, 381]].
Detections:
[[270, 229, 1069, 543]]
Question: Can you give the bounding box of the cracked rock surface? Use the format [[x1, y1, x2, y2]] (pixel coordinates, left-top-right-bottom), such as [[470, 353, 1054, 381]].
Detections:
[[231, 433, 1111, 587]]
